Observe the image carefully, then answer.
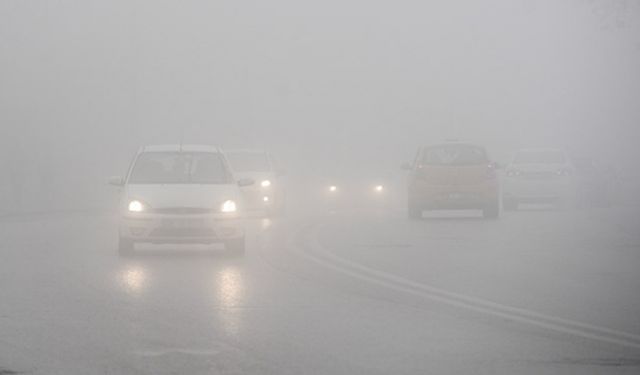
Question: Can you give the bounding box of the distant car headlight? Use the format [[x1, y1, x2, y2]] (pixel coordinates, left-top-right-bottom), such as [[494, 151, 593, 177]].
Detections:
[[506, 169, 521, 177], [221, 200, 237, 213], [128, 200, 144, 213], [556, 168, 573, 177], [328, 185, 338, 193], [374, 185, 384, 193], [261, 180, 272, 188]]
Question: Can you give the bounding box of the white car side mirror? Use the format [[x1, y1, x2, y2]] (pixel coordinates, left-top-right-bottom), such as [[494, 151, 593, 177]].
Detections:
[[108, 176, 125, 187], [238, 178, 254, 187]]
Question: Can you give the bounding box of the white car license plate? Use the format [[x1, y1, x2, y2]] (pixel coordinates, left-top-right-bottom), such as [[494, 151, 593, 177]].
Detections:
[[164, 219, 207, 228]]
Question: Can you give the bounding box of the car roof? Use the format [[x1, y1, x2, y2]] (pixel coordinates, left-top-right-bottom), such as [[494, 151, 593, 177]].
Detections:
[[516, 148, 566, 153], [223, 149, 267, 154], [423, 142, 485, 149], [140, 144, 222, 153]]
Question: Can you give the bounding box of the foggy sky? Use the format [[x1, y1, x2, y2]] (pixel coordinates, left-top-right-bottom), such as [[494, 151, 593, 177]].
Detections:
[[1, 0, 639, 211]]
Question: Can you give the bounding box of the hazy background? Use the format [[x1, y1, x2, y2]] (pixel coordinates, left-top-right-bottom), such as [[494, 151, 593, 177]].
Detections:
[[1, 0, 639, 212]]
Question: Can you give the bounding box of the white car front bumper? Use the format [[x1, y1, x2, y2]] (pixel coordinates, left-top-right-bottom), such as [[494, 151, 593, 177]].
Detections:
[[119, 212, 244, 244], [503, 177, 574, 202]]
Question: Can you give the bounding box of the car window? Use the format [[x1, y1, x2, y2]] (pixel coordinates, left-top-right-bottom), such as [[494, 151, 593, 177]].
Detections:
[[421, 145, 488, 166], [514, 151, 566, 164], [572, 157, 596, 173], [226, 152, 271, 172], [128, 152, 233, 184]]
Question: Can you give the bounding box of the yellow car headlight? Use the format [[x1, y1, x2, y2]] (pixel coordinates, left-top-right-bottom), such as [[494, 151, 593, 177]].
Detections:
[[221, 200, 237, 213]]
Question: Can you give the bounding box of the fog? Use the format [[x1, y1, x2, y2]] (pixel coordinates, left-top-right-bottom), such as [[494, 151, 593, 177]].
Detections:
[[2, 1, 640, 374], [1, 0, 639, 212]]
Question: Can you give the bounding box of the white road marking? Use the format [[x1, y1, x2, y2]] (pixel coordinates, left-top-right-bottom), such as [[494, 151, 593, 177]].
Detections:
[[290, 223, 640, 350], [135, 348, 222, 357]]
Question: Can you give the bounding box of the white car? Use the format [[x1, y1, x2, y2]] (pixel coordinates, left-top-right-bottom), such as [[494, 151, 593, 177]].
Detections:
[[224, 149, 286, 216], [109, 145, 253, 256], [503, 148, 576, 210], [321, 176, 390, 214]]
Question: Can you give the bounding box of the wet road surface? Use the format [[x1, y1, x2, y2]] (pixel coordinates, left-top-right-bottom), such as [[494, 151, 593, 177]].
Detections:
[[1, 207, 640, 374]]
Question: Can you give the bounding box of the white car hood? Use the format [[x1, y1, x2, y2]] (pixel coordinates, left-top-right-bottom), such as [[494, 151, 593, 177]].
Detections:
[[509, 163, 568, 172], [125, 184, 240, 209], [233, 171, 273, 182]]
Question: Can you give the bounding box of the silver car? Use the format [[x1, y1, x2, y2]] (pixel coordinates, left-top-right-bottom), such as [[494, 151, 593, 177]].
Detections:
[[503, 148, 576, 210], [110, 145, 253, 256], [224, 149, 286, 216]]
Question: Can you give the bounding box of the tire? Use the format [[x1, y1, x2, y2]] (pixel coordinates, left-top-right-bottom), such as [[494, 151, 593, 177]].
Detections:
[[225, 237, 246, 256], [595, 193, 611, 208], [503, 197, 518, 211], [408, 200, 422, 220], [556, 195, 576, 211], [277, 194, 287, 216], [575, 188, 590, 209], [483, 201, 500, 219], [118, 237, 134, 256], [268, 198, 286, 217]]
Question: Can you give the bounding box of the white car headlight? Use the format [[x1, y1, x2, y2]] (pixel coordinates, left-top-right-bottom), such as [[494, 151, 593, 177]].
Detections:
[[328, 185, 338, 193], [221, 200, 237, 213], [128, 200, 144, 212], [374, 185, 384, 193], [261, 180, 272, 188]]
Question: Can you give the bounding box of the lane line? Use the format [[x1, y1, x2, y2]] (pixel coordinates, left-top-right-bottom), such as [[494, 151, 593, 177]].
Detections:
[[135, 348, 222, 357], [291, 223, 640, 350]]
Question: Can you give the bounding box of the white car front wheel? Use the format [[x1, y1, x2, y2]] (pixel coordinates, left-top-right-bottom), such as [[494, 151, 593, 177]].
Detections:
[[225, 237, 246, 256], [118, 237, 134, 256]]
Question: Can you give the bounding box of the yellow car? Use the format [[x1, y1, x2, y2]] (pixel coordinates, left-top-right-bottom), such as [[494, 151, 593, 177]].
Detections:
[[403, 142, 500, 219]]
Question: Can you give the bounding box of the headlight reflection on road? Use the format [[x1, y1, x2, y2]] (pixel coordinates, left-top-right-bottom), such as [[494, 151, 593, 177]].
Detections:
[[261, 218, 272, 230], [216, 267, 244, 307], [118, 265, 148, 295], [214, 267, 245, 338]]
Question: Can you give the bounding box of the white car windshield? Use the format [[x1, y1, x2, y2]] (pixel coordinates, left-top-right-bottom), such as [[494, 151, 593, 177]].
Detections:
[[226, 152, 270, 172], [514, 151, 566, 164], [421, 145, 488, 166], [128, 152, 233, 184]]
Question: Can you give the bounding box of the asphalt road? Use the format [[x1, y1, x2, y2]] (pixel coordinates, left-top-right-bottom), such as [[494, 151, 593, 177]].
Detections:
[[1, 206, 640, 374]]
